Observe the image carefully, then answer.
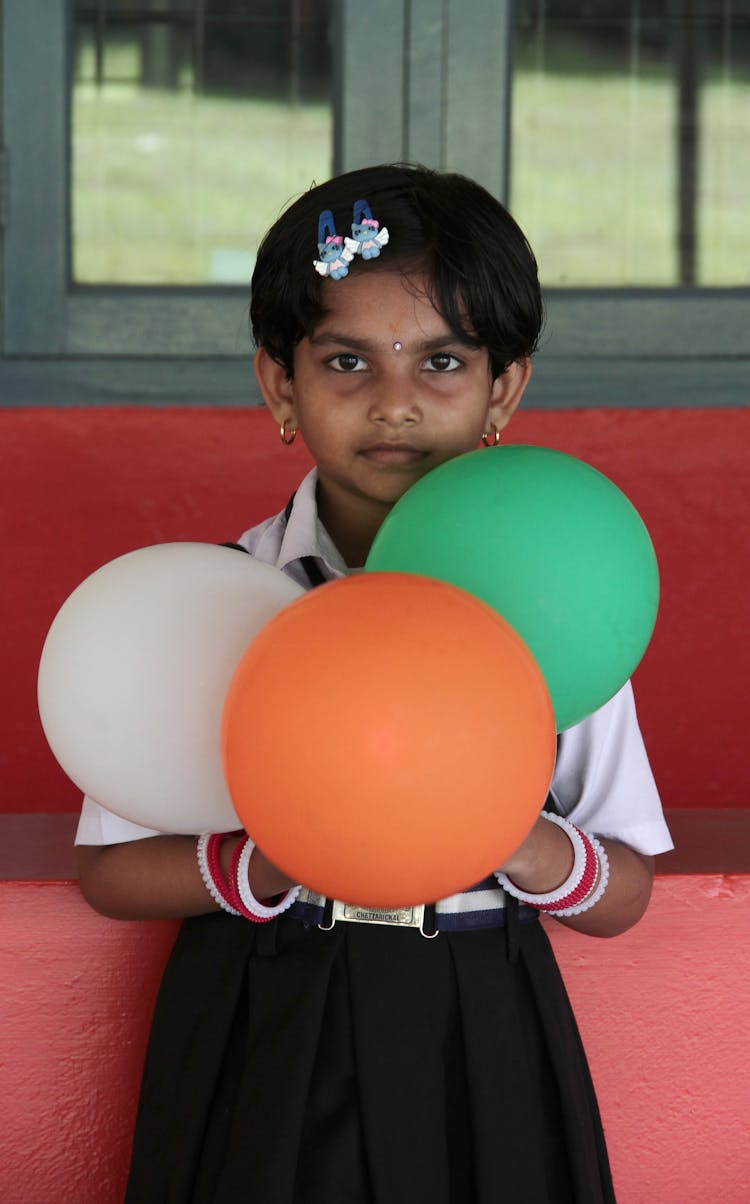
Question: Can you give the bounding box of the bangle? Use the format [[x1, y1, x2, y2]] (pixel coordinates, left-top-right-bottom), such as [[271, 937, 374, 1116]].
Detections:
[[495, 813, 606, 915], [198, 832, 302, 923], [495, 812, 591, 907], [552, 837, 610, 917], [235, 838, 302, 921], [196, 833, 242, 916]]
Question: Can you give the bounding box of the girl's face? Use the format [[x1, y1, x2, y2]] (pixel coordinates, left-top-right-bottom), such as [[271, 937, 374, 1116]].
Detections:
[[256, 269, 529, 554]]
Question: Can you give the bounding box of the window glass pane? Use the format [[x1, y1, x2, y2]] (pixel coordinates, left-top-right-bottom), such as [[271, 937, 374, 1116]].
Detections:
[[511, 2, 750, 287], [72, 1, 333, 285]]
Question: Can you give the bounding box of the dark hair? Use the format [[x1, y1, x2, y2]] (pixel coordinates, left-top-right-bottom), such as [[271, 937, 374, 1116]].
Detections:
[[250, 163, 543, 380]]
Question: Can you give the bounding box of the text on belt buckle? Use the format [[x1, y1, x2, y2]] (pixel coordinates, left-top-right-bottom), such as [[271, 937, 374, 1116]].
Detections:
[[326, 900, 424, 930]]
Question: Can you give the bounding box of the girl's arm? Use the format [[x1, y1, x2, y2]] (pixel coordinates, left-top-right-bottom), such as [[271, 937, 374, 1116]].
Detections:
[[498, 816, 654, 938], [77, 837, 297, 921], [78, 815, 653, 934]]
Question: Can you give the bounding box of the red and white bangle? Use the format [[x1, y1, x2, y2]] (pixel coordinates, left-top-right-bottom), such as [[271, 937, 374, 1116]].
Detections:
[[495, 812, 610, 917], [196, 832, 301, 922], [196, 832, 242, 916], [553, 835, 610, 917], [235, 838, 301, 921]]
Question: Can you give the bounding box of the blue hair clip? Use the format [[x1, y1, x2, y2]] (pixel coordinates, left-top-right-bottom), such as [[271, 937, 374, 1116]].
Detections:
[[313, 209, 354, 279], [345, 199, 390, 260]]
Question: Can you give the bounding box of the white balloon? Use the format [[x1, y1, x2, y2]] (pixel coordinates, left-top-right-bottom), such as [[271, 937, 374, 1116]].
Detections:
[[37, 543, 304, 833]]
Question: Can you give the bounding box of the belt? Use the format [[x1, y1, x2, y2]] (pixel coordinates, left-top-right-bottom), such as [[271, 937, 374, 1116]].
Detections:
[[289, 885, 538, 938]]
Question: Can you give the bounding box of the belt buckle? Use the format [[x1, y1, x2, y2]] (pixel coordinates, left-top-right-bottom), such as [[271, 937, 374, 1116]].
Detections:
[[320, 899, 438, 939]]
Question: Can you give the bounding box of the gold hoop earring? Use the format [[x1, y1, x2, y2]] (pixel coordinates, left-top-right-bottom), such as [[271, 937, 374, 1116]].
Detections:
[[280, 420, 297, 446], [482, 426, 500, 447]]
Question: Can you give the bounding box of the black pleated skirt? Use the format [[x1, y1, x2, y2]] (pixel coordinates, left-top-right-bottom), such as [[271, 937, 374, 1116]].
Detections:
[[126, 910, 615, 1204]]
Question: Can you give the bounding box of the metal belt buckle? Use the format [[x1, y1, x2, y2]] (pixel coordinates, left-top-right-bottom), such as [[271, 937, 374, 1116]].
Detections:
[[320, 899, 438, 938]]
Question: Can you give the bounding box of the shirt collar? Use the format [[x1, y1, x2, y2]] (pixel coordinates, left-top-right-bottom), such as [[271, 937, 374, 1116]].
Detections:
[[276, 467, 350, 580]]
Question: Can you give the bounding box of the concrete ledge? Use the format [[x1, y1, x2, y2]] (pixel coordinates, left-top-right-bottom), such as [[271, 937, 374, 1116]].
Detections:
[[0, 813, 79, 880], [1, 809, 748, 882]]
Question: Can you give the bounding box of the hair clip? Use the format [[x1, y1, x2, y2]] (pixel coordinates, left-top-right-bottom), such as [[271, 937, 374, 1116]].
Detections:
[[313, 209, 354, 279], [345, 199, 389, 260]]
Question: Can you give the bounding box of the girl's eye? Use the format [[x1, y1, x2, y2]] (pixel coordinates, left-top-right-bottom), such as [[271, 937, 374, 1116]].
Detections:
[[329, 353, 367, 373], [424, 352, 462, 372]]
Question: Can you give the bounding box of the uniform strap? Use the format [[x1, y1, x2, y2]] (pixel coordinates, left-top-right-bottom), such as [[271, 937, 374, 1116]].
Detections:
[[283, 492, 329, 589], [222, 495, 329, 590]]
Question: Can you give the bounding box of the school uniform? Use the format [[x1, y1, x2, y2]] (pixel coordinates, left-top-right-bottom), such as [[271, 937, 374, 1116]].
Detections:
[[77, 467, 673, 1203]]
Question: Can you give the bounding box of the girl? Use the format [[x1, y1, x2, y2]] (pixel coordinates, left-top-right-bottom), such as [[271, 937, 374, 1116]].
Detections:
[[76, 164, 673, 1204]]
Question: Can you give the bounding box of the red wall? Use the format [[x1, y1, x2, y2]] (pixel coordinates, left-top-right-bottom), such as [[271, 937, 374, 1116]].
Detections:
[[3, 405, 748, 811]]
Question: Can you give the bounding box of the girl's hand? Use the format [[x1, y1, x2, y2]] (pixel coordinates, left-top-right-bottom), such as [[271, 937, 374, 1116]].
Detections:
[[497, 815, 655, 938], [77, 833, 298, 921], [498, 815, 574, 891], [230, 841, 298, 902]]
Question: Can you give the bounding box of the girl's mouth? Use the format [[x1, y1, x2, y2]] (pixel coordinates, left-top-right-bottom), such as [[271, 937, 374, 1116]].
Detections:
[[359, 443, 427, 466]]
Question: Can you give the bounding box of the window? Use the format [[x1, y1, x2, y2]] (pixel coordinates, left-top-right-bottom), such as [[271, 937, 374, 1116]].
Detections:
[[1, 0, 747, 401], [72, 2, 333, 285], [512, 1, 750, 287]]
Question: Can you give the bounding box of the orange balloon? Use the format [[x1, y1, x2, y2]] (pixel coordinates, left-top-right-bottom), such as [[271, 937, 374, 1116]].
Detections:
[[222, 573, 556, 909]]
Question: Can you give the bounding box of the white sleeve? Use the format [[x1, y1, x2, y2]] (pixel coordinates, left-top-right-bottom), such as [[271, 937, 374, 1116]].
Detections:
[[550, 681, 673, 856], [74, 796, 164, 846]]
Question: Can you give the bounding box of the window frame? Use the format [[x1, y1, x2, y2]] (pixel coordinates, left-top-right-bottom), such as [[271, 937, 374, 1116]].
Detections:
[[1, 0, 748, 404]]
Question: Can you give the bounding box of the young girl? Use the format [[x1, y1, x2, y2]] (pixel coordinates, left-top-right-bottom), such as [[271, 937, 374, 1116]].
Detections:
[[76, 164, 673, 1204]]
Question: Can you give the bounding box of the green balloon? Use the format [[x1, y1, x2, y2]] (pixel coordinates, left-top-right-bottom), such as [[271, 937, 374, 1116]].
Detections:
[[366, 445, 659, 730]]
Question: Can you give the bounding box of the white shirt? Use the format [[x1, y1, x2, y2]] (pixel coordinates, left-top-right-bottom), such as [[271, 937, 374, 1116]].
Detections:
[[76, 467, 673, 857]]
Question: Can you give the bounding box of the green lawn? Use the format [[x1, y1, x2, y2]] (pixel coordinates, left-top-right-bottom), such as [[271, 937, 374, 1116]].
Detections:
[[72, 69, 749, 287], [73, 84, 333, 284], [511, 69, 749, 286]]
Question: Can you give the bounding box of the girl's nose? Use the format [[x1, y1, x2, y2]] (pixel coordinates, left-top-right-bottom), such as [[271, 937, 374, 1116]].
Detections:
[[368, 379, 420, 426]]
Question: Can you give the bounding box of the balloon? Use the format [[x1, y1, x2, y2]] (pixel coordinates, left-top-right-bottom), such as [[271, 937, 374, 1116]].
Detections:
[[222, 573, 555, 909], [366, 446, 659, 731], [38, 544, 304, 833]]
